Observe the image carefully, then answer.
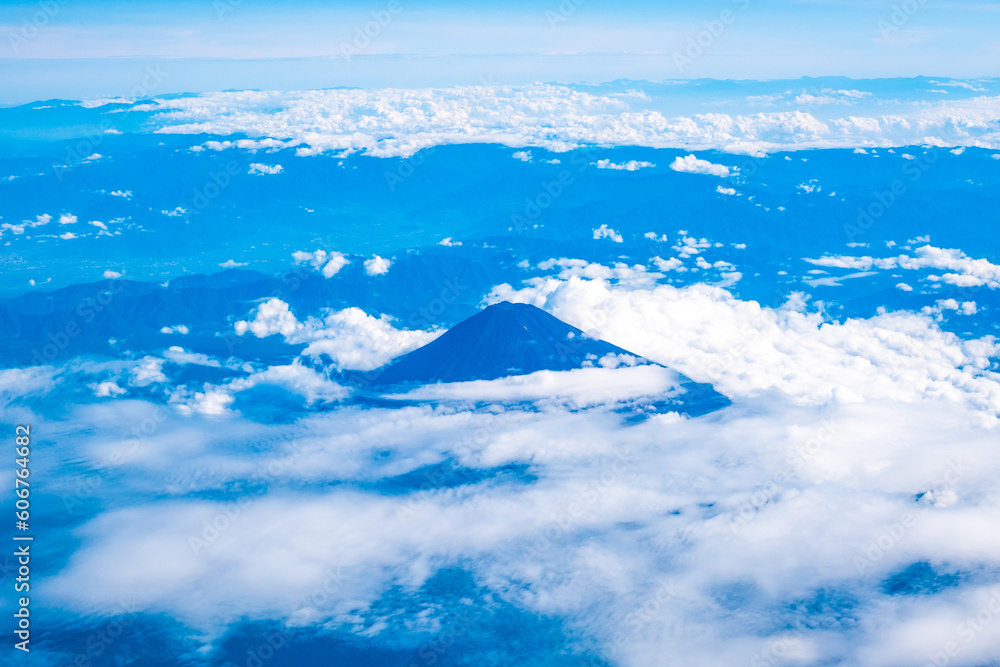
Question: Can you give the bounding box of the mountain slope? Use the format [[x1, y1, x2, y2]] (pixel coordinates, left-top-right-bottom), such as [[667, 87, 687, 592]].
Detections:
[[372, 301, 639, 385]]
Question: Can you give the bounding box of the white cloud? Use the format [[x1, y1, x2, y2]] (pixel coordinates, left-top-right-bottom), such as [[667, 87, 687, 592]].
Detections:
[[391, 365, 679, 408], [13, 245, 1000, 667], [669, 155, 732, 177], [131, 85, 1000, 157], [1, 214, 52, 236], [59, 213, 78, 224], [234, 298, 302, 338], [439, 237, 462, 247], [91, 381, 126, 398], [805, 245, 1000, 289], [218, 259, 247, 268], [486, 266, 1000, 411], [36, 320, 1000, 667], [716, 186, 737, 196], [109, 189, 132, 199], [292, 249, 350, 277], [234, 299, 438, 371], [594, 159, 654, 171], [512, 150, 532, 162], [672, 235, 715, 258], [193, 138, 292, 153], [593, 224, 624, 243], [796, 181, 821, 194], [248, 163, 284, 175], [364, 255, 392, 276], [922, 299, 979, 319], [130, 357, 167, 386], [536, 258, 662, 289], [163, 346, 222, 367], [103, 270, 122, 279], [160, 325, 190, 335], [59, 232, 77, 240], [89, 221, 109, 231], [651, 256, 686, 272], [162, 207, 187, 217]]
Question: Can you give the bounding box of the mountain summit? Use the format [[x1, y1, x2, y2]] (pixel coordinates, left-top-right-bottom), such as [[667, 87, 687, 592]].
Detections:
[[372, 301, 640, 385]]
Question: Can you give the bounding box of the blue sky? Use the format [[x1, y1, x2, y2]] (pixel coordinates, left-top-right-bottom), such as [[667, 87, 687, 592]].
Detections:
[[1, 0, 998, 102]]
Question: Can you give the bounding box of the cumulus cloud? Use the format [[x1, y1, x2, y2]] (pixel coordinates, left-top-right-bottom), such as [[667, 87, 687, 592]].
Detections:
[[651, 256, 686, 272], [126, 85, 1000, 157], [669, 155, 732, 177], [102, 270, 122, 279], [716, 186, 737, 196], [234, 298, 302, 338], [486, 267, 1000, 411], [364, 255, 392, 276], [593, 224, 624, 243], [594, 159, 654, 171], [218, 259, 247, 268], [248, 163, 284, 175], [234, 298, 439, 371], [805, 245, 1000, 289], [2, 214, 56, 236], [163, 346, 222, 368], [91, 381, 126, 398], [59, 213, 78, 224], [4, 245, 999, 667], [292, 249, 350, 277], [31, 279, 1000, 667]]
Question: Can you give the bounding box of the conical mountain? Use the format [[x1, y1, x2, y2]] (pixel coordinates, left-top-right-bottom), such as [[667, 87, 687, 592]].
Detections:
[[372, 301, 641, 385]]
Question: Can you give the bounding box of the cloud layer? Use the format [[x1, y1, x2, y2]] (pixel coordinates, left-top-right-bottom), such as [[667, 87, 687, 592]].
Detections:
[[111, 84, 1000, 158]]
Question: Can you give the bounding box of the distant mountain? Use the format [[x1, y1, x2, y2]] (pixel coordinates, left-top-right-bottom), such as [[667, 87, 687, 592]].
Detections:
[[370, 301, 637, 385], [364, 301, 730, 416]]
